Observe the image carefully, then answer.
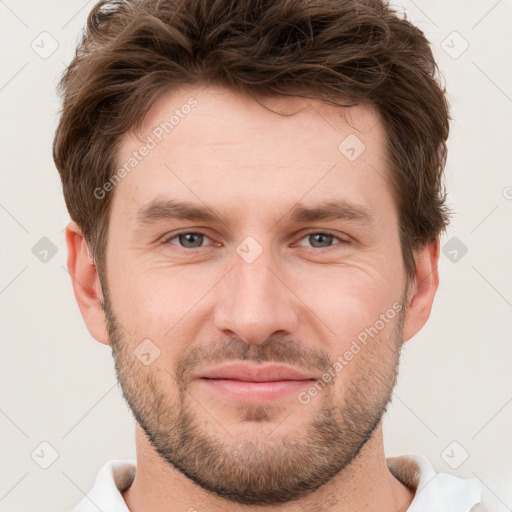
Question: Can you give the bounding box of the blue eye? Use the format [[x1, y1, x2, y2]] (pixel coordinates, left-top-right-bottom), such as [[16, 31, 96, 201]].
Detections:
[[165, 231, 212, 249], [301, 233, 336, 248], [296, 231, 346, 249], [163, 230, 347, 251]]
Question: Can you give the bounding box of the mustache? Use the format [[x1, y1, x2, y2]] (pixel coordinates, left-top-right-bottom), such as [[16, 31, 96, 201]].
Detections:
[[175, 337, 332, 385]]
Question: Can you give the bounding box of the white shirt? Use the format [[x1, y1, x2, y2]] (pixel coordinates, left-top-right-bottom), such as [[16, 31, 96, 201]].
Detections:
[[72, 454, 487, 511]]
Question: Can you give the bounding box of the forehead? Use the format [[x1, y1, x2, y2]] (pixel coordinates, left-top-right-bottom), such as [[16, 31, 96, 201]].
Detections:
[[111, 84, 394, 223]]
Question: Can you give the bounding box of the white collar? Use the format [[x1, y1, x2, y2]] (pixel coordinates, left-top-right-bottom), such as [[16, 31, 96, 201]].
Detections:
[[387, 453, 481, 511], [73, 459, 134, 512]]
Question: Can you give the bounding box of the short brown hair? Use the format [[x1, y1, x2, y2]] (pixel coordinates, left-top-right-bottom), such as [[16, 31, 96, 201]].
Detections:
[[53, 0, 450, 281]]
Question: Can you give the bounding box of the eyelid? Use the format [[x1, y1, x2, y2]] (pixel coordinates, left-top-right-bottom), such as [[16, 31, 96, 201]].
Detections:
[[162, 228, 351, 250]]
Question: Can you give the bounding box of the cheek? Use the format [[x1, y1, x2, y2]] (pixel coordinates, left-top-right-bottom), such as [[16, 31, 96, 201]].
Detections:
[[297, 263, 403, 335], [109, 265, 213, 353]]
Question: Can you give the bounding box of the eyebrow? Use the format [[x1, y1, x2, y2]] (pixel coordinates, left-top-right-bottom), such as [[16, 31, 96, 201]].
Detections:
[[135, 197, 374, 227], [287, 200, 374, 225]]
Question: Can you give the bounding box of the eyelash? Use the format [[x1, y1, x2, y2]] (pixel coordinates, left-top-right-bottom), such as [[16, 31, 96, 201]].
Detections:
[[162, 229, 349, 251]]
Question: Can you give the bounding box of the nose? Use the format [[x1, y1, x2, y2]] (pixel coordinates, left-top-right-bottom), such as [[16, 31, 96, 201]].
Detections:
[[213, 243, 299, 345]]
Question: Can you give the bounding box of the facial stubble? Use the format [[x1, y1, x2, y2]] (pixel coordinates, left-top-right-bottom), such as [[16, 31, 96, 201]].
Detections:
[[103, 288, 406, 505]]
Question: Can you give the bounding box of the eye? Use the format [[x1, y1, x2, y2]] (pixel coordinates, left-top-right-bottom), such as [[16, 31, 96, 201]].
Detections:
[[164, 231, 216, 249], [162, 230, 349, 251], [295, 231, 348, 249]]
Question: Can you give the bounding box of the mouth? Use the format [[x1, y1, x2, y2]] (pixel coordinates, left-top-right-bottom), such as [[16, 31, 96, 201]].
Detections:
[[195, 363, 317, 403]]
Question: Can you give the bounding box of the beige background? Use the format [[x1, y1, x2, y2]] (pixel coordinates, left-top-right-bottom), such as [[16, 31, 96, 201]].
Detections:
[[0, 1, 511, 510]]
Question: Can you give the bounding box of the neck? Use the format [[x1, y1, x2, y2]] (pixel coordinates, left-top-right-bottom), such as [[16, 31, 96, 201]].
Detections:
[[122, 422, 414, 512]]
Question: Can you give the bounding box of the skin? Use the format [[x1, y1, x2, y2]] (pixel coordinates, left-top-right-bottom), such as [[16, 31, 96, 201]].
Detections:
[[66, 84, 439, 511]]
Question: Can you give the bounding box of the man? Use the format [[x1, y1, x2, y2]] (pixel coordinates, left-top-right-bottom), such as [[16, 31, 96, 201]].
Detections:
[[54, 0, 488, 510]]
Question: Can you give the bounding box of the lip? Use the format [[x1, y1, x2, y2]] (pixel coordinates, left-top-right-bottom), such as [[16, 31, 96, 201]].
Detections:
[[196, 363, 316, 382], [194, 363, 317, 403]]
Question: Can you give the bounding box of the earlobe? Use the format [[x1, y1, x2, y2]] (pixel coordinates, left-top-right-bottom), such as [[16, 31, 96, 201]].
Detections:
[[65, 221, 110, 345], [403, 239, 440, 342]]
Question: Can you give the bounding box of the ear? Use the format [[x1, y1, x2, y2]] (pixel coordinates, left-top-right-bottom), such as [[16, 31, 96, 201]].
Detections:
[[65, 221, 110, 345], [403, 239, 440, 342]]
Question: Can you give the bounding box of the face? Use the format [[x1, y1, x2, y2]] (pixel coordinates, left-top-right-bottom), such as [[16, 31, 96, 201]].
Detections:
[[101, 85, 409, 505]]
